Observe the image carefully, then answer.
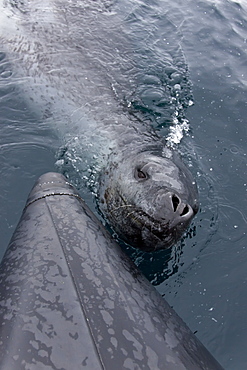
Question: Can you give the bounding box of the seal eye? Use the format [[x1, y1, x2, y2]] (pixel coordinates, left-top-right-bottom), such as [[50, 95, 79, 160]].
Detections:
[[135, 168, 148, 181], [138, 170, 146, 179]]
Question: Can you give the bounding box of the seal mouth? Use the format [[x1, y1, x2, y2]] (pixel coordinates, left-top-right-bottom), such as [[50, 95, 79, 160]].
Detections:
[[107, 190, 182, 251], [125, 208, 180, 250]]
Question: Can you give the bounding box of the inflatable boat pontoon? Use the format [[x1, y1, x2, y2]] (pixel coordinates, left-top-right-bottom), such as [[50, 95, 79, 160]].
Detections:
[[0, 172, 223, 369]]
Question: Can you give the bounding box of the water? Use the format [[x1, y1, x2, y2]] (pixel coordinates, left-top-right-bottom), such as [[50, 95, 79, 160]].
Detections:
[[0, 0, 247, 368], [0, 58, 59, 251], [158, 2, 247, 369]]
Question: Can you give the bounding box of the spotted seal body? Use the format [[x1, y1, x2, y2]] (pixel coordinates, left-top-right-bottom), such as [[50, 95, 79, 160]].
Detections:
[[1, 0, 199, 251]]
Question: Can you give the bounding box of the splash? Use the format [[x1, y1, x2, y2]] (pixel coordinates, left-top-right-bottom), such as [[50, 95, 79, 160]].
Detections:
[[166, 117, 190, 147]]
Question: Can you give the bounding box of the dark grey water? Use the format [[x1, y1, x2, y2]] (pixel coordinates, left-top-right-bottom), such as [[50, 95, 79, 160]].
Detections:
[[0, 0, 246, 369], [159, 2, 247, 369]]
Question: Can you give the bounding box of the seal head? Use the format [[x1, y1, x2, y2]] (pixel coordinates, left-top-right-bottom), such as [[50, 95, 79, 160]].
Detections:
[[99, 148, 199, 252]]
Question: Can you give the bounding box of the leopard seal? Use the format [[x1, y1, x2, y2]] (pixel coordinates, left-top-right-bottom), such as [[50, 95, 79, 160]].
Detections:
[[99, 146, 198, 251], [0, 0, 199, 251]]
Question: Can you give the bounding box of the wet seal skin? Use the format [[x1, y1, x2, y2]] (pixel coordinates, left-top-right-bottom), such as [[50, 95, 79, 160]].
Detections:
[[1, 0, 199, 252], [99, 146, 199, 252]]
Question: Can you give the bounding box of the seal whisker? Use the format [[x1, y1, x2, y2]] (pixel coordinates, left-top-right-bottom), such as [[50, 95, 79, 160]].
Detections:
[[126, 210, 138, 220], [109, 204, 133, 215]]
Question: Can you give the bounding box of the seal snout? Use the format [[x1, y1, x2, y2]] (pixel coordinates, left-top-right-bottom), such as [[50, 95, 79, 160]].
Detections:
[[155, 191, 194, 227], [171, 193, 192, 217], [170, 192, 194, 225]]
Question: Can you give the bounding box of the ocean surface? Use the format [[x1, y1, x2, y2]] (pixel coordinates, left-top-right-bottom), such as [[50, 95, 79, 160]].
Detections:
[[0, 0, 246, 368]]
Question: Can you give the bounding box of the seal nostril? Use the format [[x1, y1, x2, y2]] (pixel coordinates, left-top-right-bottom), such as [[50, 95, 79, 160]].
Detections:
[[180, 205, 189, 216], [172, 194, 180, 212]]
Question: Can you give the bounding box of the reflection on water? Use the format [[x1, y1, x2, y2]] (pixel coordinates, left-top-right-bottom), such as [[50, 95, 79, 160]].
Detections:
[[0, 47, 59, 254], [0, 142, 57, 255]]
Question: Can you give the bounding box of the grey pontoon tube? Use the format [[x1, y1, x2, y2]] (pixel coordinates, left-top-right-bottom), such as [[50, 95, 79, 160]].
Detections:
[[0, 172, 223, 369]]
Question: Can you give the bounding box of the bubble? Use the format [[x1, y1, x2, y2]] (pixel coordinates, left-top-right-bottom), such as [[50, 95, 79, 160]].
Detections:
[[230, 146, 239, 154]]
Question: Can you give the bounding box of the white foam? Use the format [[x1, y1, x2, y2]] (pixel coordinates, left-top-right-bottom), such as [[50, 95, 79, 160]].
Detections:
[[166, 118, 190, 147]]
